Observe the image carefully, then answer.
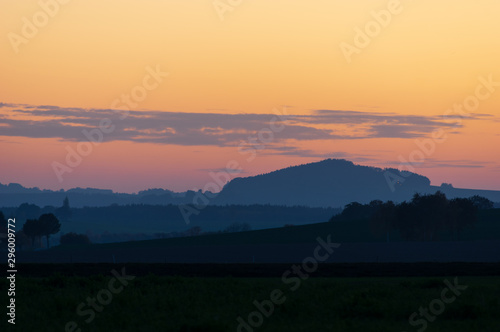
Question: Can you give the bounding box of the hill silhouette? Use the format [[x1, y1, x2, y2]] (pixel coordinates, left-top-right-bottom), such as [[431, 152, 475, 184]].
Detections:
[[214, 159, 421, 207], [213, 159, 500, 207], [1, 159, 500, 208]]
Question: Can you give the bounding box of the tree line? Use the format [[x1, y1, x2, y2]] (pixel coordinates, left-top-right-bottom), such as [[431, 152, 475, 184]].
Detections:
[[0, 197, 91, 250], [331, 192, 494, 241], [22, 213, 61, 248]]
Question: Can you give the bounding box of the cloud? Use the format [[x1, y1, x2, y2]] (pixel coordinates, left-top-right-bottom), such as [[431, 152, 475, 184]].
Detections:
[[420, 159, 492, 169], [389, 158, 493, 169], [369, 124, 437, 138], [0, 104, 490, 150], [259, 146, 378, 163], [198, 168, 247, 174], [259, 146, 344, 159]]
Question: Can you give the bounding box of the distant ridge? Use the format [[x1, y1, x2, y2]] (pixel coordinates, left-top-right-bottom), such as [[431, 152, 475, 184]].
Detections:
[[213, 159, 500, 207], [213, 159, 430, 207], [0, 183, 191, 208], [1, 159, 500, 208]]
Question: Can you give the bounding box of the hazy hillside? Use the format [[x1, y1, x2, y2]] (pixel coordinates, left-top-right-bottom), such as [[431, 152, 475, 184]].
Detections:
[[213, 159, 433, 207], [0, 183, 198, 208], [16, 208, 500, 264], [213, 159, 500, 207], [0, 204, 339, 244], [432, 185, 500, 203], [2, 159, 500, 208]]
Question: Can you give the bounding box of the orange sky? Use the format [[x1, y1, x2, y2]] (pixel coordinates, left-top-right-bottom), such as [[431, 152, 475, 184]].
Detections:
[[1, 0, 499, 193]]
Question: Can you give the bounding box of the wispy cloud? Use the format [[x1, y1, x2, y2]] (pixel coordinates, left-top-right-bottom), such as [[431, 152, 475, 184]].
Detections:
[[417, 159, 493, 169], [198, 168, 247, 174], [260, 146, 380, 162], [0, 103, 492, 149], [383, 158, 493, 169]]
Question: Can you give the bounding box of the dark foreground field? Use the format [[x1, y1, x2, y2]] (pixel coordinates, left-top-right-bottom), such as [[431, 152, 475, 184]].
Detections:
[[3, 263, 500, 332]]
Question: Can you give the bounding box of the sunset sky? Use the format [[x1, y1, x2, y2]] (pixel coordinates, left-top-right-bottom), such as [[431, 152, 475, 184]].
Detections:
[[1, 0, 499, 193]]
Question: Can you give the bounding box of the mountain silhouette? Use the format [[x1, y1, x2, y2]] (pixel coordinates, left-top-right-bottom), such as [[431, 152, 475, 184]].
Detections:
[[1, 159, 499, 208], [213, 159, 500, 207]]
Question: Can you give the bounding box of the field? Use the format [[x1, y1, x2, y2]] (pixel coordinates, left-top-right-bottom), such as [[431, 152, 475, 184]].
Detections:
[[6, 210, 500, 330], [3, 264, 500, 332]]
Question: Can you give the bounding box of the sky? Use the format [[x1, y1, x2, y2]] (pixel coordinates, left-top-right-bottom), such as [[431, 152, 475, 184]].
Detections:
[[1, 0, 499, 193]]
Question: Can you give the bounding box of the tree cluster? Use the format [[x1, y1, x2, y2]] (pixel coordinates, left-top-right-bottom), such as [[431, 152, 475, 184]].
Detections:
[[333, 192, 491, 241], [22, 213, 61, 248]]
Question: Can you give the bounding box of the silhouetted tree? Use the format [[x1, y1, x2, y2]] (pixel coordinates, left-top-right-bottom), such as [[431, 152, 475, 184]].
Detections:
[[335, 202, 378, 221], [370, 201, 396, 242], [22, 218, 44, 248], [39, 213, 61, 248], [446, 198, 478, 240], [330, 191, 480, 242], [412, 191, 448, 241], [394, 201, 419, 240], [369, 200, 384, 209], [469, 195, 494, 210], [60, 232, 91, 246], [15, 230, 30, 250], [393, 192, 449, 241]]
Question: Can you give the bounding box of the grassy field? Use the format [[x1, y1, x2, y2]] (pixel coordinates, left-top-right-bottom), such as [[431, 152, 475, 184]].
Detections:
[[3, 269, 500, 332]]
